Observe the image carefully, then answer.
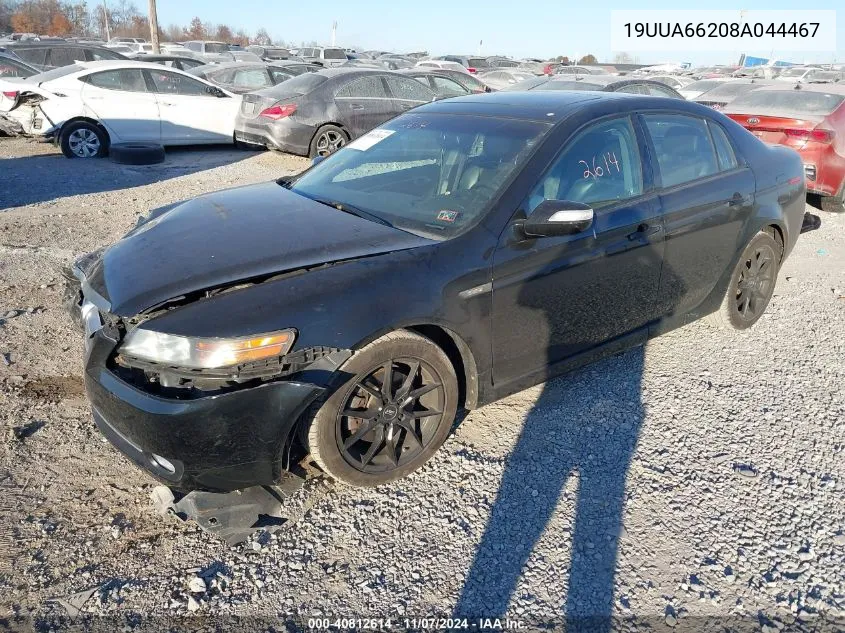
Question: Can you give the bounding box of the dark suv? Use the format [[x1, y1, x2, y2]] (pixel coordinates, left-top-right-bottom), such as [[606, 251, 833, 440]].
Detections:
[[3, 42, 126, 70]]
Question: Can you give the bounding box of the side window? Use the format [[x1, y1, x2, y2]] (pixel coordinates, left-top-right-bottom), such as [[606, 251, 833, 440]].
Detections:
[[49, 47, 86, 67], [708, 121, 739, 171], [336, 76, 389, 99], [148, 70, 212, 96], [432, 76, 468, 96], [528, 117, 643, 212], [644, 114, 719, 187], [269, 69, 293, 84], [14, 48, 47, 66], [84, 69, 147, 92], [87, 48, 122, 61], [185, 42, 201, 52], [386, 77, 434, 101]]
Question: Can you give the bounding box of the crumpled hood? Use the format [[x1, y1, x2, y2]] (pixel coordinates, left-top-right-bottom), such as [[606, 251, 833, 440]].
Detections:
[[84, 182, 432, 316]]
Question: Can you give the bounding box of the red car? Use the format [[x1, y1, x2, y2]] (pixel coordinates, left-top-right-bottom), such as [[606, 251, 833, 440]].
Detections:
[[724, 84, 845, 212]]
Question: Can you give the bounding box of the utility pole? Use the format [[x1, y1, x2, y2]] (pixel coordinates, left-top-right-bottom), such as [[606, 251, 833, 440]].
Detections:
[[331, 20, 337, 46], [148, 0, 160, 53], [102, 1, 110, 41]]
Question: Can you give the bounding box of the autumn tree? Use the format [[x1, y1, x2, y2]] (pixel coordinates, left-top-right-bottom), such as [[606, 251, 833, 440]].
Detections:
[[578, 54, 598, 65], [49, 10, 71, 35], [232, 28, 248, 46], [163, 23, 184, 42], [185, 16, 205, 39], [214, 23, 232, 42], [555, 55, 570, 64], [252, 27, 271, 46]]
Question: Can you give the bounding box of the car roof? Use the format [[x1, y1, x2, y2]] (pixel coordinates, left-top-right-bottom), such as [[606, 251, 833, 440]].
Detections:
[[417, 91, 715, 122], [5, 41, 112, 49]]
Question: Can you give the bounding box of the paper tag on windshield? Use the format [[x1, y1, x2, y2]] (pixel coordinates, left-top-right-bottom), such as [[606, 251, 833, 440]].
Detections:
[[347, 129, 394, 151]]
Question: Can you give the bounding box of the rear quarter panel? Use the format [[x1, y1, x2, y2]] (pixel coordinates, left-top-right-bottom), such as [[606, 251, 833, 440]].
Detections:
[[722, 115, 805, 259]]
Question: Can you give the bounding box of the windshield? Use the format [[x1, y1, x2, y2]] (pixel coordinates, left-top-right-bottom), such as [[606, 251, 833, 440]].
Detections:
[[728, 90, 845, 116], [289, 113, 549, 239], [323, 48, 347, 59], [205, 42, 229, 54]]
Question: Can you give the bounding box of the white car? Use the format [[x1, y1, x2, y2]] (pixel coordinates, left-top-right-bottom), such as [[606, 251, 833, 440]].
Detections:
[[415, 60, 469, 74], [775, 66, 824, 83], [0, 60, 242, 158]]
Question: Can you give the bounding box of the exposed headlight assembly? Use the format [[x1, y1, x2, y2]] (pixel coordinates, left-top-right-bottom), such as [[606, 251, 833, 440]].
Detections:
[[119, 328, 296, 370]]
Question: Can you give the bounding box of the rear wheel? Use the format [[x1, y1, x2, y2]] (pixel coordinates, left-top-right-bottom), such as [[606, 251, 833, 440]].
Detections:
[[707, 231, 781, 330], [309, 124, 348, 159], [60, 121, 109, 159], [305, 331, 458, 487]]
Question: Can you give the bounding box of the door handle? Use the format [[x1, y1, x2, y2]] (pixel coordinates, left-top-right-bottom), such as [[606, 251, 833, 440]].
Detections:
[[729, 193, 753, 207], [627, 223, 662, 241], [350, 104, 364, 110], [160, 102, 175, 106]]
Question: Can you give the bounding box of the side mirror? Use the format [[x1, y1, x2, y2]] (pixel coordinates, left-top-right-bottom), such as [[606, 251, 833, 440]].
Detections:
[[519, 200, 594, 238], [206, 85, 227, 98]]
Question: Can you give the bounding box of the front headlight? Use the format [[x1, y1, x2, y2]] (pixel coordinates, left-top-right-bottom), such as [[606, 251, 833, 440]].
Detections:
[[119, 328, 296, 370]]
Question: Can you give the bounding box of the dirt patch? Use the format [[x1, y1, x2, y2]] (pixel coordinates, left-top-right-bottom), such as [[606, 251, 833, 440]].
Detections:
[[20, 375, 85, 402]]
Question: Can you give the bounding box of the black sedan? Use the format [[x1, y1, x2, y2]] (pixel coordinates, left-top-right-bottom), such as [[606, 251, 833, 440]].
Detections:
[[69, 91, 808, 491], [234, 68, 436, 157], [505, 75, 683, 98]]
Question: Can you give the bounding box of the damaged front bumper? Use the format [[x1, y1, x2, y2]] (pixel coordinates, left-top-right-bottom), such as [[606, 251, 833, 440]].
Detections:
[[66, 271, 346, 493]]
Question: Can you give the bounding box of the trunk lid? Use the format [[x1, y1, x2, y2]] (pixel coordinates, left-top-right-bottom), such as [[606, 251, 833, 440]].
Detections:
[[725, 112, 825, 146]]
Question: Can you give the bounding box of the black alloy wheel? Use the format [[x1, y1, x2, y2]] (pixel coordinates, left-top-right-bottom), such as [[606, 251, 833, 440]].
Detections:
[[336, 358, 445, 473], [734, 243, 777, 323], [708, 230, 781, 330], [304, 330, 458, 486]]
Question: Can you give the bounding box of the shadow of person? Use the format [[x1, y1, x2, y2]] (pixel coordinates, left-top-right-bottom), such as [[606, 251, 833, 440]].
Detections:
[[453, 346, 645, 630], [454, 226, 690, 629]]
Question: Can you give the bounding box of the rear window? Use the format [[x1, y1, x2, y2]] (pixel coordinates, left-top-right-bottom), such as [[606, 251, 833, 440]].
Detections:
[[728, 90, 845, 116], [28, 63, 84, 83], [262, 71, 327, 97], [684, 80, 727, 93], [698, 82, 766, 99], [468, 58, 490, 68], [322, 48, 346, 60], [538, 80, 603, 91]]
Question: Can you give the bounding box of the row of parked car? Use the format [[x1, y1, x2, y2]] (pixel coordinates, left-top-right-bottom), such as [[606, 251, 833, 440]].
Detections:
[[1, 39, 844, 212]]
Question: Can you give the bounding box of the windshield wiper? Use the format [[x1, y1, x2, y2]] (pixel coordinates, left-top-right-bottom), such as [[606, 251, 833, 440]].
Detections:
[[308, 197, 393, 228]]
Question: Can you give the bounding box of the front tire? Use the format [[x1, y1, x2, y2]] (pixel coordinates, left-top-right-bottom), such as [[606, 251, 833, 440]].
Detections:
[[60, 121, 109, 159], [305, 331, 458, 487], [707, 231, 781, 330]]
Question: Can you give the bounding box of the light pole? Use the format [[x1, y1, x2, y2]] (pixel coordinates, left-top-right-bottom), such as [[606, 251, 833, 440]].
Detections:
[[148, 0, 160, 53], [102, 0, 110, 41]]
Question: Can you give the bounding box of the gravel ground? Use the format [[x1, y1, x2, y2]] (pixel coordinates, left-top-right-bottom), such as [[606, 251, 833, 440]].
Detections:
[[0, 136, 843, 632]]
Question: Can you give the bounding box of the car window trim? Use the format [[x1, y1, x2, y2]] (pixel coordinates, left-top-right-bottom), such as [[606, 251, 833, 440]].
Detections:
[[704, 119, 741, 172], [636, 111, 749, 191], [82, 68, 148, 93], [521, 113, 649, 217]]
